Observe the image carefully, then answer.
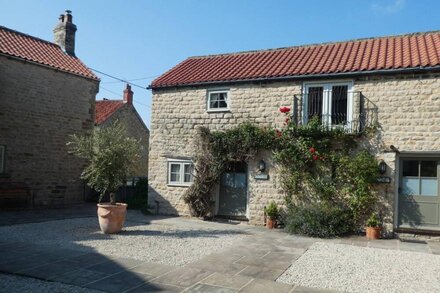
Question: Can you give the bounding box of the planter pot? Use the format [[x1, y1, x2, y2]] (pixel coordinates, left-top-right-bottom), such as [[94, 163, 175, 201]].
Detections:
[[366, 226, 381, 240], [97, 203, 127, 234], [266, 218, 277, 229]]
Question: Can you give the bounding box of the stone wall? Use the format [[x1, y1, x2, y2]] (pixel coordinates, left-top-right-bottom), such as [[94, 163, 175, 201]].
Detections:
[[0, 56, 99, 207], [98, 105, 149, 177], [149, 73, 440, 228]]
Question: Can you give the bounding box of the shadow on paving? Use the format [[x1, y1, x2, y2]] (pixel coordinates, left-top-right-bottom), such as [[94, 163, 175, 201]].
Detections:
[[0, 205, 250, 292]]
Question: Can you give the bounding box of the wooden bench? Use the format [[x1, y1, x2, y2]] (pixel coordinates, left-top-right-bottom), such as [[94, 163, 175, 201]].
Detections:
[[0, 182, 33, 209]]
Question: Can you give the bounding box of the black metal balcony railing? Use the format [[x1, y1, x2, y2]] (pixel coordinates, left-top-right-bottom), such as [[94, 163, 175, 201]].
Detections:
[[292, 90, 377, 134]]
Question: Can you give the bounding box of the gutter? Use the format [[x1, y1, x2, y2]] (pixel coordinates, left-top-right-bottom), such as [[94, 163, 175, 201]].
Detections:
[[148, 66, 440, 90]]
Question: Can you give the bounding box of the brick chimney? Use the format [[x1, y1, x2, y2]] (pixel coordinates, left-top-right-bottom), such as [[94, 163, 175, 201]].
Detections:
[[123, 84, 133, 105], [53, 10, 77, 56]]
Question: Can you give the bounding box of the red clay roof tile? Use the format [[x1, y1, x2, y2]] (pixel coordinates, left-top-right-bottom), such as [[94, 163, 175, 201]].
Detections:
[[95, 100, 125, 125], [0, 25, 98, 80], [151, 31, 440, 89]]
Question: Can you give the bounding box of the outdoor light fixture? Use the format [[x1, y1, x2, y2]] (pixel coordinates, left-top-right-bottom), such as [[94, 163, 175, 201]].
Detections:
[[258, 160, 266, 172], [378, 160, 387, 175]]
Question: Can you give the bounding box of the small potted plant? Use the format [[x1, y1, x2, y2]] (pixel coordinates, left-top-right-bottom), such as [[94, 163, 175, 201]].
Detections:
[[265, 201, 279, 229], [366, 213, 382, 240], [68, 121, 140, 234]]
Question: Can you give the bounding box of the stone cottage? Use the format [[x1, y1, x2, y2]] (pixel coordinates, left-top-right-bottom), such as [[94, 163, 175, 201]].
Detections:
[[0, 11, 99, 207], [95, 84, 150, 178], [148, 31, 440, 233]]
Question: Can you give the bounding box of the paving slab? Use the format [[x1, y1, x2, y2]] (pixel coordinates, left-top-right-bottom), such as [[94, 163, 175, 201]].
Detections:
[[237, 265, 284, 281], [85, 271, 153, 293], [201, 272, 253, 290], [235, 255, 292, 271], [240, 278, 293, 293], [398, 241, 430, 253], [16, 259, 85, 280], [51, 268, 109, 286], [188, 259, 247, 275], [127, 282, 183, 292], [292, 285, 337, 292], [129, 261, 176, 277], [85, 257, 144, 274], [153, 267, 213, 287], [0, 253, 66, 273], [66, 252, 113, 267], [186, 283, 237, 293], [367, 239, 399, 250]]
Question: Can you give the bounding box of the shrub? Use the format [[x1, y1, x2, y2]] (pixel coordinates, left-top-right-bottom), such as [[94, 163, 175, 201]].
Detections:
[[366, 213, 382, 227], [264, 201, 279, 219], [282, 202, 353, 238]]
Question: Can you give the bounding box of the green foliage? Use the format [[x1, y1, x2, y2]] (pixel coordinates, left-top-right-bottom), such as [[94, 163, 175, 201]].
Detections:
[[264, 201, 279, 219], [183, 123, 276, 217], [126, 178, 150, 214], [366, 213, 382, 227], [282, 202, 353, 238], [67, 121, 140, 204]]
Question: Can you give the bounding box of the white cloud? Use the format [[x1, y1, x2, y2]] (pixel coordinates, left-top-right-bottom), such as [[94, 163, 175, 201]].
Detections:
[[371, 0, 406, 14]]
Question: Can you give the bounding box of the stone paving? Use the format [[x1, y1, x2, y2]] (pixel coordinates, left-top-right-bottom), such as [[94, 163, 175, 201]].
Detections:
[[0, 206, 440, 292]]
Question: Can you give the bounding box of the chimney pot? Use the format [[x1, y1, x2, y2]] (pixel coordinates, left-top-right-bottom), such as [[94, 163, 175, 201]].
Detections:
[[123, 84, 133, 105]]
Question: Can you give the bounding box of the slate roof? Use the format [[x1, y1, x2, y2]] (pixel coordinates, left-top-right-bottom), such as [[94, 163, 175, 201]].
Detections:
[[151, 31, 440, 89], [0, 25, 98, 80], [95, 100, 125, 125]]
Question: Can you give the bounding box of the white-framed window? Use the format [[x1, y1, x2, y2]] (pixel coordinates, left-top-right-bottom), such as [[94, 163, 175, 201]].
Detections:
[[207, 89, 229, 112], [303, 81, 353, 129], [168, 160, 193, 186], [0, 145, 5, 174]]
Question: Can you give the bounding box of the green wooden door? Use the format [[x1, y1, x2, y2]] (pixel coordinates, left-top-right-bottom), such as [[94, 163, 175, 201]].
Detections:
[[218, 162, 248, 218], [398, 159, 440, 230]]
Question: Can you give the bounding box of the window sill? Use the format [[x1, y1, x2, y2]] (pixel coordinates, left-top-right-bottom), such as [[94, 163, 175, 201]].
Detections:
[[207, 109, 230, 113], [167, 183, 192, 187]]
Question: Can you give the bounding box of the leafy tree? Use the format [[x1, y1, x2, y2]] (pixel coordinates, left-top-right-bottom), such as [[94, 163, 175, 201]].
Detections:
[[67, 121, 140, 204]]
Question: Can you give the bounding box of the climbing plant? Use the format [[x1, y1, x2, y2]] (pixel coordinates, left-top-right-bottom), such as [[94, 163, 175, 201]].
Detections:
[[184, 107, 379, 236]]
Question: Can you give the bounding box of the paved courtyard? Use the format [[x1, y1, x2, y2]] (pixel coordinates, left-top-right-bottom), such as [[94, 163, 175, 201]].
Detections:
[[0, 205, 439, 292]]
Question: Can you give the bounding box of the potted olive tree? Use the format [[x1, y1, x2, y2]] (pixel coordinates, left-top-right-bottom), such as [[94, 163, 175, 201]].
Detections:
[[265, 201, 279, 229], [365, 213, 382, 240], [68, 121, 140, 234]]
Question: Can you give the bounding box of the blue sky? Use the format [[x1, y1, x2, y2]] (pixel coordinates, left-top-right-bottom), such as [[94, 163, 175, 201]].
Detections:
[[1, 0, 439, 127]]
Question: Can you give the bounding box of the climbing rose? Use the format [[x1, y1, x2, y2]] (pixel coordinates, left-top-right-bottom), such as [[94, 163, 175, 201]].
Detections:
[[313, 155, 319, 161], [279, 106, 290, 113], [309, 147, 316, 154], [275, 129, 282, 137], [285, 117, 290, 124]]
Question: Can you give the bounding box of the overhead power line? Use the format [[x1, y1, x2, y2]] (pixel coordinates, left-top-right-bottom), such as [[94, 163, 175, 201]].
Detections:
[[101, 75, 161, 84], [89, 67, 151, 90]]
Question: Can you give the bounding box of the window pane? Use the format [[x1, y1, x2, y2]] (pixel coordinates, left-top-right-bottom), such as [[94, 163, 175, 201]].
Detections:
[[184, 164, 192, 183], [421, 178, 437, 196], [235, 173, 246, 188], [331, 85, 348, 125], [170, 164, 180, 173], [209, 92, 228, 109], [402, 160, 419, 177], [402, 178, 420, 195], [170, 173, 180, 182], [421, 161, 437, 177], [307, 87, 323, 123]]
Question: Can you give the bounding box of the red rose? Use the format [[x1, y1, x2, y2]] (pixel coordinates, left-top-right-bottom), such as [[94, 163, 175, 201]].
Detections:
[[313, 155, 319, 161], [279, 106, 291, 113], [284, 117, 290, 124], [309, 147, 316, 154], [275, 129, 282, 137]]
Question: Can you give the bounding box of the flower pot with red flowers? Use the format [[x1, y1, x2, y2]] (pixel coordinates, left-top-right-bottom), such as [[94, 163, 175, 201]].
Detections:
[[366, 213, 382, 240], [265, 201, 279, 229], [68, 121, 140, 234]]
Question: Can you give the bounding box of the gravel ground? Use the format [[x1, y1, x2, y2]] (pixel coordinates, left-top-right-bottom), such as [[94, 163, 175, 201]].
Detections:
[[277, 242, 440, 293], [0, 273, 102, 293], [0, 216, 248, 266]]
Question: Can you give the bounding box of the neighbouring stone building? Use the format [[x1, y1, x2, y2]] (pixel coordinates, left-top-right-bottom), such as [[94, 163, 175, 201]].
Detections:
[[0, 11, 99, 207], [95, 84, 150, 178], [149, 31, 440, 233]]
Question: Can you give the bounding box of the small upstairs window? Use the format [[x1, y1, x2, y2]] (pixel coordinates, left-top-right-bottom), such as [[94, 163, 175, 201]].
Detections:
[[207, 90, 229, 112]]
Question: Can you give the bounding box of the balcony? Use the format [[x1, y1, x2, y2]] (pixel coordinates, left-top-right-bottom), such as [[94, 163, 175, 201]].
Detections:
[[292, 90, 377, 134]]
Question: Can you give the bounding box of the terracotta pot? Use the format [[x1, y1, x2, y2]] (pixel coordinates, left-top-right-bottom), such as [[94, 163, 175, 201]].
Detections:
[[366, 226, 381, 240], [266, 218, 277, 229], [97, 203, 127, 234]]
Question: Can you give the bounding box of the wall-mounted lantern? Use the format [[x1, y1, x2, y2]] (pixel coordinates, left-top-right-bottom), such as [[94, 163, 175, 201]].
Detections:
[[378, 160, 387, 175], [258, 160, 266, 173]]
